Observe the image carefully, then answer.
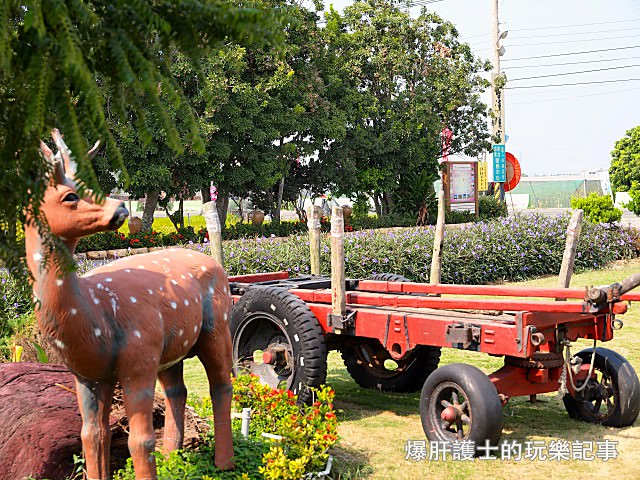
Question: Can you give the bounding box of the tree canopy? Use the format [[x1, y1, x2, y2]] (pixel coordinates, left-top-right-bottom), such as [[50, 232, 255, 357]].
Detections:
[[610, 125, 640, 214]]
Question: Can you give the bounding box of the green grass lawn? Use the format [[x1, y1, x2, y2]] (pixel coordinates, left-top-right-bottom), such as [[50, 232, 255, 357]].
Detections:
[[184, 259, 640, 479]]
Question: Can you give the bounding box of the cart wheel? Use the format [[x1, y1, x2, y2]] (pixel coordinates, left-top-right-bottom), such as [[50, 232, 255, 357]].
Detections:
[[342, 340, 441, 393], [230, 286, 327, 404], [341, 273, 441, 393], [562, 347, 640, 427], [420, 363, 503, 447]]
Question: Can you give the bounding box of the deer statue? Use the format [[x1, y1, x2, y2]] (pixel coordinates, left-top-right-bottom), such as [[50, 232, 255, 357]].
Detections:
[[24, 129, 234, 479]]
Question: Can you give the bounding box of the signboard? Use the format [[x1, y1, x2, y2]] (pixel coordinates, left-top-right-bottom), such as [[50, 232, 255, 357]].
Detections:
[[504, 152, 522, 192], [478, 161, 488, 191], [492, 144, 506, 182], [448, 162, 477, 203]]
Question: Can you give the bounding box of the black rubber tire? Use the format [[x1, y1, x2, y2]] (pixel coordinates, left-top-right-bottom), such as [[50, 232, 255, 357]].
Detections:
[[562, 347, 640, 427], [230, 286, 327, 405], [420, 363, 503, 447], [341, 273, 441, 393]]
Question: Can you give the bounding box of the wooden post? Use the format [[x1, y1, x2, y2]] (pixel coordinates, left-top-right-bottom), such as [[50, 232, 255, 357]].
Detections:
[[331, 206, 346, 317], [558, 209, 584, 289], [203, 201, 223, 266], [430, 185, 446, 285], [307, 205, 322, 276]]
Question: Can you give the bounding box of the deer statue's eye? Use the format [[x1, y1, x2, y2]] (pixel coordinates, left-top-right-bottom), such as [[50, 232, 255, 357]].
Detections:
[[63, 192, 79, 203]]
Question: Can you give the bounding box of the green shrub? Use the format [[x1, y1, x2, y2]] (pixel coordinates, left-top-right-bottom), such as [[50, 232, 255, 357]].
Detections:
[[571, 193, 622, 223], [479, 195, 508, 219], [445, 209, 475, 224]]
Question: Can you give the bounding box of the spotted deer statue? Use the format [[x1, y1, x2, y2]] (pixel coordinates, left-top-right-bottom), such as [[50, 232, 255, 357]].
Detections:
[[25, 129, 234, 479]]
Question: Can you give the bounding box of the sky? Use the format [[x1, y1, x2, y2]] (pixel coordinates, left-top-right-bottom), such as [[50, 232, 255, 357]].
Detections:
[[320, 0, 640, 176]]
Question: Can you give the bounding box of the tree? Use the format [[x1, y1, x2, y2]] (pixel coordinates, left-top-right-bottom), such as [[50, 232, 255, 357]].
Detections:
[[0, 0, 280, 274], [319, 0, 491, 218], [609, 126, 640, 214]]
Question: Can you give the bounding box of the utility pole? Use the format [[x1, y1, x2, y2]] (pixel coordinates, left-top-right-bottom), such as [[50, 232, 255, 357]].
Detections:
[[491, 0, 507, 202]]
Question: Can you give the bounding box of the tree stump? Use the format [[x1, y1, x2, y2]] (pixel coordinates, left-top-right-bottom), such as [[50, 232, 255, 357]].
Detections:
[[0, 363, 81, 480], [0, 363, 210, 480]]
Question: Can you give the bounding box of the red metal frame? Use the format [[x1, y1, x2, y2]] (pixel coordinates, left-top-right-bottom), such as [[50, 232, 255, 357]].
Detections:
[[228, 272, 631, 401]]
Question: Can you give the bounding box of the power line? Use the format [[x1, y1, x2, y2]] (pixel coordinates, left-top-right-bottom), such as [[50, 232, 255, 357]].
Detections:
[[504, 55, 640, 70], [508, 63, 640, 82], [507, 17, 640, 32], [508, 34, 640, 48], [509, 25, 640, 40], [502, 44, 640, 62], [508, 86, 640, 105], [506, 77, 640, 90]]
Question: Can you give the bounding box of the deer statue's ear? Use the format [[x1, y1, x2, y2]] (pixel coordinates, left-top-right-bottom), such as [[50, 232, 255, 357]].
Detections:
[[39, 140, 66, 185], [51, 128, 78, 178]]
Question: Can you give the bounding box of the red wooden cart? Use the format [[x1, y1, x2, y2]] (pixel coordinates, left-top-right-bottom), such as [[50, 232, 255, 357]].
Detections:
[[227, 270, 640, 446]]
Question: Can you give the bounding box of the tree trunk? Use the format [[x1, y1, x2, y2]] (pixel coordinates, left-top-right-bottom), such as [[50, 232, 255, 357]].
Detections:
[[373, 192, 382, 217], [216, 195, 229, 228], [201, 187, 211, 204], [274, 176, 285, 224], [383, 191, 394, 215], [142, 190, 160, 231]]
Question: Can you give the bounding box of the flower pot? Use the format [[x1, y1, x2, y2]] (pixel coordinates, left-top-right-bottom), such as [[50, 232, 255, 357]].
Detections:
[[251, 209, 265, 226], [107, 249, 129, 259], [128, 217, 143, 234]]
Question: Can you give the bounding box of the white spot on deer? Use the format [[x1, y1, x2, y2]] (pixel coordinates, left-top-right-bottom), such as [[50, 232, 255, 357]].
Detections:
[[178, 329, 184, 336], [300, 357, 305, 366], [164, 258, 171, 262], [125, 269, 131, 273], [137, 265, 145, 269], [194, 296, 199, 304], [158, 312, 163, 321], [56, 279, 64, 287], [188, 273, 194, 279], [223, 285, 227, 293], [293, 333, 299, 343], [200, 266, 207, 272], [111, 298, 117, 316], [94, 328, 101, 337], [223, 313, 228, 321], [152, 260, 159, 265], [183, 340, 189, 347], [93, 297, 100, 305], [171, 280, 178, 286], [180, 274, 186, 280], [194, 325, 198, 333], [33, 252, 42, 262], [184, 299, 189, 306], [134, 330, 141, 338], [105, 277, 113, 283], [54, 339, 65, 350], [159, 287, 164, 292], [270, 304, 276, 312], [130, 297, 137, 303], [283, 318, 288, 326], [187, 253, 194, 258], [170, 302, 177, 309], [96, 283, 103, 290], [208, 286, 214, 294], [70, 308, 77, 315]]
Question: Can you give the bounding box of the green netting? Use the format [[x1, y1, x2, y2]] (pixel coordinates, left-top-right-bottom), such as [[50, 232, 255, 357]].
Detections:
[[510, 180, 604, 208]]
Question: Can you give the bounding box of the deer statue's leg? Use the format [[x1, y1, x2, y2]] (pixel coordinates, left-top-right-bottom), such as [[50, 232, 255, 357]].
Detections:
[[196, 332, 235, 470], [120, 376, 158, 479], [75, 377, 115, 480], [158, 362, 187, 453]]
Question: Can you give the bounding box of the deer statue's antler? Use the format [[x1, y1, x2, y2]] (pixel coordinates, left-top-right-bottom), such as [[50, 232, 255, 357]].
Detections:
[[39, 139, 66, 185], [51, 128, 77, 177]]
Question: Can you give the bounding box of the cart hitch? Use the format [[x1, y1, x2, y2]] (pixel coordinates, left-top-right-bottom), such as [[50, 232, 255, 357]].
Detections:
[[585, 271, 640, 311], [445, 323, 481, 350]]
